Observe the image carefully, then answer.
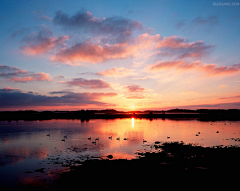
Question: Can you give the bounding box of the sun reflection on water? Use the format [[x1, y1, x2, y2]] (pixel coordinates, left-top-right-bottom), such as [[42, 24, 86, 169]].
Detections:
[[132, 118, 134, 128]]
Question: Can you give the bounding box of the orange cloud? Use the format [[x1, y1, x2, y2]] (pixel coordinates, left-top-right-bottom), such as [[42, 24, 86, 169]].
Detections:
[[126, 95, 145, 99], [218, 84, 227, 88], [97, 67, 136, 77]]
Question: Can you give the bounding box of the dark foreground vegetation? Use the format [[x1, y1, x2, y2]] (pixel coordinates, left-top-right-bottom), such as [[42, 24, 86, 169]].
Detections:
[[1, 109, 240, 121], [12, 142, 240, 191]]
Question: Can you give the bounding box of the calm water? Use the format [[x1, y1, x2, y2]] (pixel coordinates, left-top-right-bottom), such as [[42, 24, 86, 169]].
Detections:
[[0, 118, 240, 188]]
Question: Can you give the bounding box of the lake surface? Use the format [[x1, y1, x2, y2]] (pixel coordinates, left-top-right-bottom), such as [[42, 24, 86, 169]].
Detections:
[[0, 118, 240, 188]]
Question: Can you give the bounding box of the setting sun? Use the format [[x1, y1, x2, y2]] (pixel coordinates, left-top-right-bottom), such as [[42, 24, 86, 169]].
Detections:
[[131, 106, 134, 109]]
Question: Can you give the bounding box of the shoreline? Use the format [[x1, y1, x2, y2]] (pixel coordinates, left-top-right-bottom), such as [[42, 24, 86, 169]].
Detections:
[[1, 110, 240, 121]]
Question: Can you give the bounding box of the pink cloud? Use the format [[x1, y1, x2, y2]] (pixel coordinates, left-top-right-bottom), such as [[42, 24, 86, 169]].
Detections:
[[50, 32, 214, 65], [20, 25, 69, 55], [155, 36, 214, 59], [54, 75, 65, 79], [50, 33, 160, 65], [22, 36, 69, 55], [217, 95, 240, 100], [1, 87, 19, 91], [50, 41, 140, 64], [148, 60, 240, 76], [97, 67, 135, 77], [9, 73, 52, 82], [124, 84, 146, 92], [59, 78, 111, 89], [0, 65, 52, 82]]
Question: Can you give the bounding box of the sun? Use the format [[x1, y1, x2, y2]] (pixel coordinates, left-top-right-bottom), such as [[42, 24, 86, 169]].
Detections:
[[131, 106, 134, 109]]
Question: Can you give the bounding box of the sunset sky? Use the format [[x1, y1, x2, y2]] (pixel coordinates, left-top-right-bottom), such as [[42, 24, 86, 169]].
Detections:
[[0, 0, 240, 111]]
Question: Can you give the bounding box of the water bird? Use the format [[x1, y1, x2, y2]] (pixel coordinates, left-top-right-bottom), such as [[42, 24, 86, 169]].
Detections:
[[143, 139, 147, 143], [155, 141, 160, 144], [124, 138, 128, 140], [92, 140, 96, 144], [63, 135, 67, 139], [87, 137, 91, 140], [216, 131, 219, 133], [198, 132, 200, 134], [196, 134, 199, 136], [46, 133, 50, 137], [116, 137, 120, 141], [167, 136, 170, 139], [109, 136, 112, 139], [107, 155, 113, 159], [61, 139, 65, 142], [95, 137, 99, 141]]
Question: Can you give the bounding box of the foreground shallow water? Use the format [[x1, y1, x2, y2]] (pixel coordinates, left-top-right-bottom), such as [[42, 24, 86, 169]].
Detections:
[[0, 118, 240, 188]]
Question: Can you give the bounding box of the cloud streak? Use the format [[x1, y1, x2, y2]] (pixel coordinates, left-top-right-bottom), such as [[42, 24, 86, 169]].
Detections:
[[148, 61, 240, 76], [192, 16, 219, 26], [124, 84, 146, 92], [59, 78, 111, 89], [0, 65, 52, 82], [0, 88, 117, 108], [97, 67, 136, 77]]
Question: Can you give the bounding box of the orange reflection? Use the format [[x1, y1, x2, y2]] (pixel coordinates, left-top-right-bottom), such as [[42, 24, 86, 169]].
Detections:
[[132, 118, 134, 128], [2, 147, 50, 165]]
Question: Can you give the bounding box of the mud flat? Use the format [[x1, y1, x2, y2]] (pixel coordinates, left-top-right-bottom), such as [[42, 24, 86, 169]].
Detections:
[[52, 142, 240, 191], [2, 141, 240, 190]]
